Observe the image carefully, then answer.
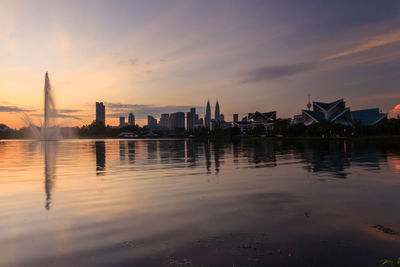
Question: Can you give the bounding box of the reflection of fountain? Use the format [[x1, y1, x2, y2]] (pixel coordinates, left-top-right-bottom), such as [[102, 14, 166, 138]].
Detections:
[[44, 141, 57, 210]]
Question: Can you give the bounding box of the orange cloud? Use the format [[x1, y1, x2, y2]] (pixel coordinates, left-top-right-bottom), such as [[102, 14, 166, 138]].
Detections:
[[388, 104, 400, 119], [324, 30, 400, 61]]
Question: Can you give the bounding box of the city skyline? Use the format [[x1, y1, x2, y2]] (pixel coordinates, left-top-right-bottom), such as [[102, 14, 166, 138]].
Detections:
[[1, 0, 400, 128]]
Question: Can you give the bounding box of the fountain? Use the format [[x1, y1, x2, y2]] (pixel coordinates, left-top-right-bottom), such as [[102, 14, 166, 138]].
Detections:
[[42, 72, 60, 140]]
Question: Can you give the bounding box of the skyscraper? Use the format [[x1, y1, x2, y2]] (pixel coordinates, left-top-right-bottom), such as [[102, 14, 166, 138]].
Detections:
[[147, 116, 157, 126], [128, 113, 135, 126], [159, 114, 170, 128], [233, 114, 239, 122], [119, 116, 125, 127], [96, 102, 105, 124], [215, 100, 220, 121], [170, 112, 185, 130], [205, 100, 211, 128], [187, 107, 196, 131]]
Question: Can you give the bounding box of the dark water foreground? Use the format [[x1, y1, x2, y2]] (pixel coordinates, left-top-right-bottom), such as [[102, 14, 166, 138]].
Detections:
[[0, 139, 399, 266]]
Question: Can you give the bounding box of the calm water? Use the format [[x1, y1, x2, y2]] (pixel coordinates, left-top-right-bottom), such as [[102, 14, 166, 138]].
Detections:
[[0, 139, 399, 266]]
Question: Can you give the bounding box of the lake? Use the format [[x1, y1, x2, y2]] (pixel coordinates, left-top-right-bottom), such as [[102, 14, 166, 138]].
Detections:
[[0, 139, 399, 266]]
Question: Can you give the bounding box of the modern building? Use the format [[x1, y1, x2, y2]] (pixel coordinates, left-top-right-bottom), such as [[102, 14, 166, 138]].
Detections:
[[205, 100, 211, 128], [147, 116, 157, 126], [159, 114, 170, 128], [169, 112, 185, 130], [302, 99, 386, 126], [351, 108, 387, 126], [233, 111, 288, 134], [233, 114, 239, 122], [128, 113, 135, 126], [96, 102, 105, 124], [186, 108, 196, 131], [215, 100, 220, 121], [119, 116, 125, 127]]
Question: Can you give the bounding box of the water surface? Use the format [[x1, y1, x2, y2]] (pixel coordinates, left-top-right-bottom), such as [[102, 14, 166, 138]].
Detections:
[[0, 139, 399, 266]]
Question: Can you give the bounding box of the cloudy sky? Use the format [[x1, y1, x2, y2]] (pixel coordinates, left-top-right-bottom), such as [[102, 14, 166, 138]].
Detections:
[[1, 0, 400, 128]]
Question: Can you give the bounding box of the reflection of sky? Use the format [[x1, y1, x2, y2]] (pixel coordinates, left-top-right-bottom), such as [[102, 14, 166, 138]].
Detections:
[[0, 139, 399, 265], [1, 1, 400, 127]]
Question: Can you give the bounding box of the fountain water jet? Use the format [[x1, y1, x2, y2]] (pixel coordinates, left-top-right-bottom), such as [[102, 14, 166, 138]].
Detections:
[[41, 72, 60, 140]]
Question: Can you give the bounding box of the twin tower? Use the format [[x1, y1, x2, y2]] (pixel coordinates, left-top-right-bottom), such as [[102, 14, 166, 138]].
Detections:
[[205, 100, 223, 128]]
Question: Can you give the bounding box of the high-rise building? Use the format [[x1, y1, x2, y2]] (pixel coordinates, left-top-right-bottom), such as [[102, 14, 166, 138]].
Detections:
[[128, 113, 135, 126], [147, 115, 157, 126], [186, 107, 196, 131], [170, 112, 185, 130], [205, 100, 211, 128], [233, 114, 239, 122], [119, 116, 125, 127], [96, 102, 105, 124], [159, 114, 170, 128], [215, 100, 220, 121]]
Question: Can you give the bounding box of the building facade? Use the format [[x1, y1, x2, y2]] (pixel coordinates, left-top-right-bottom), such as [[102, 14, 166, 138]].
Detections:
[[233, 114, 239, 122], [147, 116, 157, 126], [128, 113, 135, 126], [159, 114, 170, 128], [302, 99, 386, 126], [119, 116, 125, 127], [170, 112, 185, 130], [96, 102, 105, 124], [205, 100, 211, 128], [186, 107, 196, 131]]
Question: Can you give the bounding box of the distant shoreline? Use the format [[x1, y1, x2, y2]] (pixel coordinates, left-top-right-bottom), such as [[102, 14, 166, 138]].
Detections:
[[2, 135, 400, 141]]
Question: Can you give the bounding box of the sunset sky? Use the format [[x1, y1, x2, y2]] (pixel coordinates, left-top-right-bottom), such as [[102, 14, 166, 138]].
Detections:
[[1, 0, 400, 128]]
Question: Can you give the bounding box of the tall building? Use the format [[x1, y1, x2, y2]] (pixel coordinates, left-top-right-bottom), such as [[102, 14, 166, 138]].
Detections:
[[215, 100, 220, 121], [159, 114, 170, 128], [128, 113, 135, 126], [186, 107, 196, 131], [170, 112, 185, 130], [147, 115, 157, 126], [233, 114, 239, 122], [119, 116, 125, 127], [205, 100, 211, 128], [96, 102, 105, 124]]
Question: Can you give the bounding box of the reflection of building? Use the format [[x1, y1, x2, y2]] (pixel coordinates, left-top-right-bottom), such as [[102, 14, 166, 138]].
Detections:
[[302, 99, 387, 126], [95, 141, 106, 173], [128, 113, 135, 126], [96, 102, 105, 124]]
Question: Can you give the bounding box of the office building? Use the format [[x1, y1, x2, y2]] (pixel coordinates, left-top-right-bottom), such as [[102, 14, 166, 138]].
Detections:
[[128, 113, 135, 126], [170, 112, 185, 130], [186, 107, 196, 131], [215, 100, 220, 121], [233, 114, 239, 122], [205, 100, 211, 128], [159, 114, 170, 128], [147, 115, 157, 126], [119, 116, 125, 127], [96, 102, 105, 124]]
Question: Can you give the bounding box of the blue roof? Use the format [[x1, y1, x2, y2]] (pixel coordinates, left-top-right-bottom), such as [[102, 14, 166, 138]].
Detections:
[[351, 108, 387, 126], [303, 110, 325, 121], [328, 108, 349, 121], [314, 99, 343, 111]]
